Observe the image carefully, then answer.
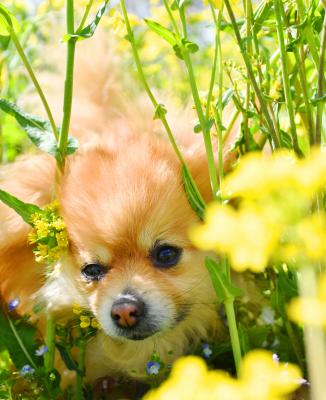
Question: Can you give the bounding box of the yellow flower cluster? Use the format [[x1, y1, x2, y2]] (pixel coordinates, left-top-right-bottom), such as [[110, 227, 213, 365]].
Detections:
[[72, 303, 101, 329], [190, 150, 326, 272], [28, 201, 69, 264], [144, 350, 302, 400], [288, 274, 326, 327]]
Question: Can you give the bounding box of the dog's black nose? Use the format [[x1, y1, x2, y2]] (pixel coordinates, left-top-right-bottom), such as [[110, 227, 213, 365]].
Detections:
[[111, 295, 145, 329]]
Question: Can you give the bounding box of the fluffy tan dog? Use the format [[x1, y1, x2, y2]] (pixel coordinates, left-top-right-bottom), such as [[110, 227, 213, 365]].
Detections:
[[0, 39, 237, 385]]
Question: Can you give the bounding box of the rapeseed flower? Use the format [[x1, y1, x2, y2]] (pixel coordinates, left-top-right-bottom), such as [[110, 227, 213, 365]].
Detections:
[[190, 149, 326, 272], [288, 274, 326, 327], [144, 350, 302, 400], [28, 201, 69, 265]]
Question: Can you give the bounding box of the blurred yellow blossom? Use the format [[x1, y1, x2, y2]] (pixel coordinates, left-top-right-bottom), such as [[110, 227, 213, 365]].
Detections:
[[144, 350, 302, 400], [190, 149, 326, 272], [189, 203, 279, 272], [288, 274, 326, 327]]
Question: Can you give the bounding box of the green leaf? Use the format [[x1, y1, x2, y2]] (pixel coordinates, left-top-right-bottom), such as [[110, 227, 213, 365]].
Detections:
[[0, 99, 78, 160], [222, 88, 234, 109], [56, 344, 78, 372], [205, 257, 243, 302], [63, 0, 110, 42], [0, 188, 43, 225], [184, 39, 199, 53], [0, 4, 20, 35], [171, 0, 186, 10], [182, 165, 205, 220], [0, 314, 41, 370], [144, 19, 178, 46], [311, 93, 326, 105], [153, 103, 167, 120]]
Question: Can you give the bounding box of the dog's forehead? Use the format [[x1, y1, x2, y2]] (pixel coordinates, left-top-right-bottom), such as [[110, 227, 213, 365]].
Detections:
[[60, 141, 196, 256]]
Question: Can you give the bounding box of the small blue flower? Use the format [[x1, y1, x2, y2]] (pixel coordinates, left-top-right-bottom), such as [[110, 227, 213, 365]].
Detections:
[[202, 343, 213, 359], [146, 361, 161, 375], [35, 345, 48, 356], [8, 297, 20, 311], [20, 364, 35, 376]]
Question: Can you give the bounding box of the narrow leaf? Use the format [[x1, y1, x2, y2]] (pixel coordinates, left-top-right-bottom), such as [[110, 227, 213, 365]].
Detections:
[[205, 257, 243, 302], [0, 314, 40, 370], [0, 189, 43, 225], [0, 99, 78, 159], [63, 0, 110, 41], [182, 165, 205, 220], [144, 19, 178, 46]]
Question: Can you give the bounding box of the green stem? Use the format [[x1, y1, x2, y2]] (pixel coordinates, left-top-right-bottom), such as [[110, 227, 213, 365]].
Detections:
[[175, 5, 219, 199], [274, 0, 302, 157], [295, 45, 315, 146], [44, 314, 56, 372], [59, 0, 76, 164], [207, 3, 224, 189], [296, 0, 322, 71], [213, 4, 225, 187], [242, 0, 253, 153], [223, 109, 240, 143], [119, 0, 205, 206], [76, 336, 86, 400], [224, 298, 242, 374], [223, 0, 280, 149], [8, 28, 59, 141], [179, 4, 188, 39], [315, 12, 326, 145], [162, 0, 180, 36], [77, 0, 94, 31], [298, 266, 326, 400]]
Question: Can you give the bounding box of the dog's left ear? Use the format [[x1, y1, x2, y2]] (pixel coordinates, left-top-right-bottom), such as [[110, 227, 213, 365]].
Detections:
[[182, 142, 238, 204]]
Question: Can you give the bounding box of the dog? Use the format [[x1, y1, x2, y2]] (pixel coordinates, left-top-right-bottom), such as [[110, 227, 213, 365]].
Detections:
[[0, 37, 238, 387]]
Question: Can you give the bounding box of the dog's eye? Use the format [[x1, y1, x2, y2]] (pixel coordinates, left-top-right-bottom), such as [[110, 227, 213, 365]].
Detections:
[[81, 263, 107, 281], [151, 244, 182, 268]]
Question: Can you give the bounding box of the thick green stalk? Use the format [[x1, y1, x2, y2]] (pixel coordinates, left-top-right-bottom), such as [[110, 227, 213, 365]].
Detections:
[[59, 0, 76, 164], [295, 45, 315, 146], [8, 28, 59, 141], [242, 0, 253, 153], [209, 2, 242, 376], [119, 0, 205, 207], [315, 13, 326, 145], [209, 3, 225, 186], [298, 266, 326, 400], [175, 6, 219, 199], [223, 0, 281, 149], [44, 315, 56, 372], [274, 0, 302, 157], [76, 336, 86, 400]]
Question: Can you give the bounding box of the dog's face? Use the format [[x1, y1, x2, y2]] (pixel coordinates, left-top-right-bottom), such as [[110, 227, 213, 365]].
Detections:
[[60, 136, 216, 341]]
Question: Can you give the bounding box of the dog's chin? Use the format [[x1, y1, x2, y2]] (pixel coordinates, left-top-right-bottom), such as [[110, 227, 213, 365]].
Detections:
[[102, 326, 163, 342]]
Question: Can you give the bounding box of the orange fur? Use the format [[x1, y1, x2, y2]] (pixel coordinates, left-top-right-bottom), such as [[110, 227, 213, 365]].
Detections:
[[0, 37, 238, 385]]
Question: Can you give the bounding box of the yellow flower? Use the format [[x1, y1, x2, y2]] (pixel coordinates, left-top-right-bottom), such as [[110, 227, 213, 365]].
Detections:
[[288, 274, 326, 327], [190, 203, 279, 272], [296, 215, 326, 261], [56, 231, 69, 248], [144, 350, 302, 400], [91, 318, 101, 329], [72, 303, 83, 315], [80, 315, 91, 329]]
